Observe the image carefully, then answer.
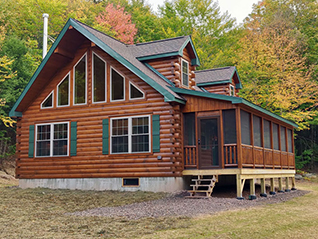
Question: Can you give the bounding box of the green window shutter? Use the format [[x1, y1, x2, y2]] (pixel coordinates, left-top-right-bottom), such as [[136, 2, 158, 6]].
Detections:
[[152, 115, 160, 153], [102, 119, 109, 154], [70, 121, 77, 156], [28, 125, 35, 158]]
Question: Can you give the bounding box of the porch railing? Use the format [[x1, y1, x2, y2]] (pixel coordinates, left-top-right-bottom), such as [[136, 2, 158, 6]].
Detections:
[[184, 146, 197, 168], [224, 144, 238, 167]]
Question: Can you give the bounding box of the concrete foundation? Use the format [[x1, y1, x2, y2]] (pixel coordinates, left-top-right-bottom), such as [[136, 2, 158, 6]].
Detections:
[[19, 177, 186, 192]]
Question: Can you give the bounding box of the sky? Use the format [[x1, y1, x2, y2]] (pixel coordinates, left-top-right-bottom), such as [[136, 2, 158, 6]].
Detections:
[[145, 0, 260, 24]]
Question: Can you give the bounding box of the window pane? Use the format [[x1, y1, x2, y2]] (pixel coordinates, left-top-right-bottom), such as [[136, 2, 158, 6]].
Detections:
[[182, 60, 189, 86], [58, 75, 69, 106], [281, 126, 286, 151], [74, 55, 86, 104], [223, 110, 237, 144], [132, 117, 148, 134], [184, 113, 196, 146], [273, 123, 279, 150], [53, 140, 67, 156], [54, 123, 68, 139], [287, 129, 293, 153], [93, 54, 106, 102], [253, 115, 262, 147], [37, 125, 50, 141], [241, 110, 251, 145], [111, 69, 124, 101], [112, 119, 128, 135], [42, 93, 53, 108], [36, 141, 50, 156], [130, 83, 143, 99], [132, 135, 149, 152], [112, 136, 128, 153], [263, 119, 271, 149]]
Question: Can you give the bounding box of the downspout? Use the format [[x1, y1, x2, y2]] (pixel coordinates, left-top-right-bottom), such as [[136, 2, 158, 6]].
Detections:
[[42, 13, 49, 59]]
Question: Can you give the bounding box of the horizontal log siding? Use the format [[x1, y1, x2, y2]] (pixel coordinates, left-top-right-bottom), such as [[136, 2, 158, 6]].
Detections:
[[17, 44, 183, 179], [204, 84, 231, 96]]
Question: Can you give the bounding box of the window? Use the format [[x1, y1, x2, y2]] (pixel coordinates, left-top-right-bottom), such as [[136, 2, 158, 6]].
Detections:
[[111, 68, 125, 101], [93, 52, 106, 103], [273, 123, 279, 150], [129, 82, 144, 99], [253, 115, 262, 147], [57, 74, 70, 107], [223, 110, 237, 144], [122, 178, 139, 187], [74, 54, 87, 105], [241, 110, 251, 145], [41, 91, 53, 109], [36, 122, 69, 157], [184, 113, 196, 146], [280, 126, 287, 151], [181, 59, 189, 87], [111, 116, 150, 153], [263, 119, 271, 149], [230, 85, 235, 96], [287, 129, 293, 153]]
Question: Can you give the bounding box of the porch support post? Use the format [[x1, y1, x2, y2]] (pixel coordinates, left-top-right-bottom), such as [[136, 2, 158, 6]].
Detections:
[[236, 174, 245, 200], [249, 178, 257, 200], [270, 178, 276, 195], [278, 177, 284, 193], [291, 177, 297, 190], [260, 178, 267, 197], [285, 177, 291, 192]]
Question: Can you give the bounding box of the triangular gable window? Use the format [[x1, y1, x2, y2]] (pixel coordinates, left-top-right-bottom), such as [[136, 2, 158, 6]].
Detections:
[[41, 91, 53, 109], [129, 82, 144, 99]]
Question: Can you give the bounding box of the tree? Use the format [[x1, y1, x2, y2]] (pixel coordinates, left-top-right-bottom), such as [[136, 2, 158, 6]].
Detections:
[[237, 0, 318, 130], [94, 3, 137, 44]]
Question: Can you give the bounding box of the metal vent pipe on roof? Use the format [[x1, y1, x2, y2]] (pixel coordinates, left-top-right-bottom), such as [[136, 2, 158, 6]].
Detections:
[[42, 13, 49, 59]]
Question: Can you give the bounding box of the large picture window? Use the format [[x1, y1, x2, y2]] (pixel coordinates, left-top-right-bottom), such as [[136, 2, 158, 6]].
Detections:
[[111, 116, 150, 153], [93, 53, 106, 103], [181, 59, 189, 87], [74, 54, 87, 105], [36, 122, 69, 157], [111, 68, 125, 101]]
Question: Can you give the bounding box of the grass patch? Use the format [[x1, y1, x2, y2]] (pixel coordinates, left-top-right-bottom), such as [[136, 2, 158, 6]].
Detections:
[[0, 173, 317, 238]]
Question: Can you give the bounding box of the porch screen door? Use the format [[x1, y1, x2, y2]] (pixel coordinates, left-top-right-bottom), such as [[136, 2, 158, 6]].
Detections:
[[199, 118, 219, 168]]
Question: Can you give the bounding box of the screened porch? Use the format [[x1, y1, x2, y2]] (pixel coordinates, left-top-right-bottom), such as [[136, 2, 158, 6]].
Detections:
[[183, 108, 295, 170]]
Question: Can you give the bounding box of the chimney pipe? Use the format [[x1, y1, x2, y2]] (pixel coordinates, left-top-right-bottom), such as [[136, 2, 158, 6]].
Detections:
[[42, 13, 49, 59]]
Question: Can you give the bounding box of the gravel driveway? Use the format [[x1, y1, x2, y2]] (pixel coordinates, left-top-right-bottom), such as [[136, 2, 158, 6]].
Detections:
[[70, 189, 308, 219]]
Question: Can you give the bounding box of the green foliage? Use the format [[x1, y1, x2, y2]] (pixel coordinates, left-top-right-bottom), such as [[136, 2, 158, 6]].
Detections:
[[295, 149, 313, 169]]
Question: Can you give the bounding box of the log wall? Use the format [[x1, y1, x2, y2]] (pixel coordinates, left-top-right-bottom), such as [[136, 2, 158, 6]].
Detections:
[[16, 43, 183, 179]]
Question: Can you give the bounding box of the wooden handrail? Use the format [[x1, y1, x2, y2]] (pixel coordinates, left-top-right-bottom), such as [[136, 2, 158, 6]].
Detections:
[[224, 144, 238, 166], [184, 146, 197, 168]]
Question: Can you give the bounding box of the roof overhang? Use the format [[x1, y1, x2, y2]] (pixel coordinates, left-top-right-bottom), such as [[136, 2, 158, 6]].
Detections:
[[170, 87, 298, 128]]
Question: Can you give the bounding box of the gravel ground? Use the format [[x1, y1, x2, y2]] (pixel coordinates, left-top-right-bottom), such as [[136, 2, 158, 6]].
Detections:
[[70, 189, 309, 219]]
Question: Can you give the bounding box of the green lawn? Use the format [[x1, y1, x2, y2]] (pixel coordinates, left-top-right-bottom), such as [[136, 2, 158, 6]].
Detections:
[[0, 174, 317, 239]]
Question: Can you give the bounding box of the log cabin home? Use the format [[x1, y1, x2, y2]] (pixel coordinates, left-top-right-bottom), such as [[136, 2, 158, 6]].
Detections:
[[10, 19, 297, 199]]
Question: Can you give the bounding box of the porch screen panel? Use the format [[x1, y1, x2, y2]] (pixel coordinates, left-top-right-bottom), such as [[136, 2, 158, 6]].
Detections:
[[184, 113, 195, 145], [223, 110, 236, 144], [273, 123, 279, 150], [240, 110, 251, 145], [287, 129, 293, 153], [263, 119, 271, 149], [253, 115, 262, 147], [280, 126, 287, 151]]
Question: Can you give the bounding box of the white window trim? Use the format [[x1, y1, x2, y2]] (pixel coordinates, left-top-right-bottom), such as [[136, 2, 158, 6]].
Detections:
[[110, 115, 151, 154], [110, 66, 125, 102], [57, 73, 70, 107], [41, 91, 54, 109], [129, 81, 145, 100], [230, 85, 235, 96], [73, 53, 87, 106], [181, 59, 189, 87], [35, 122, 70, 157], [92, 51, 107, 104]]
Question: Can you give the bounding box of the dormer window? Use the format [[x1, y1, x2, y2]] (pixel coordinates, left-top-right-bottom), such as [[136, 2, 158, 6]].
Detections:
[[230, 85, 235, 96], [74, 54, 87, 105], [181, 59, 189, 87]]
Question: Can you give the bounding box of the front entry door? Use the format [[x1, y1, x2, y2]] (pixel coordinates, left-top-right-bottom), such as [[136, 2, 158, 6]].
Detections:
[[198, 118, 220, 168]]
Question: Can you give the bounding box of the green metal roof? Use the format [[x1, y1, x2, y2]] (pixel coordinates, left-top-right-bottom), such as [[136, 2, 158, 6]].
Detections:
[[170, 87, 298, 128]]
